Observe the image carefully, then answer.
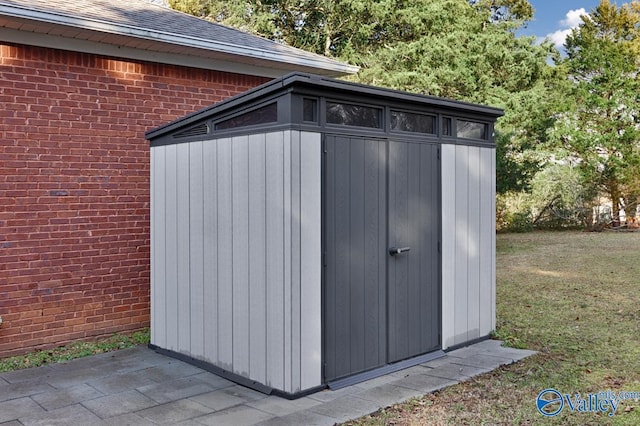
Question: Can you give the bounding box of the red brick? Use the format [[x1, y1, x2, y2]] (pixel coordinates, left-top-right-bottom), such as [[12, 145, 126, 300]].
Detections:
[[0, 42, 268, 356]]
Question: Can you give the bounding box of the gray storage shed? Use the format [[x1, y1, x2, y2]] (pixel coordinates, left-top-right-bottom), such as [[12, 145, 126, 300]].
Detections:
[[146, 73, 504, 398]]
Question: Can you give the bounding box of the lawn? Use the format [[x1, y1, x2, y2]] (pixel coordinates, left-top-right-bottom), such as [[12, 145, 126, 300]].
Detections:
[[345, 231, 640, 425], [0, 329, 150, 372]]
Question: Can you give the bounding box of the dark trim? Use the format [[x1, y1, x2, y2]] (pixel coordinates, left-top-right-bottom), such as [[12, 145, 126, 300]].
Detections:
[[272, 384, 328, 400], [328, 350, 446, 390], [147, 344, 327, 399], [150, 124, 497, 149], [146, 72, 504, 142], [444, 335, 493, 353]]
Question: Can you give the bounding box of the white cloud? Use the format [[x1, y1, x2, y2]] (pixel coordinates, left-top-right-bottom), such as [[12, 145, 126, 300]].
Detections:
[[561, 8, 587, 28], [547, 29, 573, 48], [546, 8, 588, 49]]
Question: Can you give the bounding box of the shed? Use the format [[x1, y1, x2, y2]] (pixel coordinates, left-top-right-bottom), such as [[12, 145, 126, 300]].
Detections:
[[146, 73, 504, 398]]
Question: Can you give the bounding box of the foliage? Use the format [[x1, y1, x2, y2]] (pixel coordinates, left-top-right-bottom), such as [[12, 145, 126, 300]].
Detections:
[[528, 161, 593, 228], [0, 329, 150, 372], [548, 0, 640, 226]]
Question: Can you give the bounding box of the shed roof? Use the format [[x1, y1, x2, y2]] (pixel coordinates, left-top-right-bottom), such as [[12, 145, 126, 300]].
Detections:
[[0, 0, 358, 77], [146, 72, 505, 141]]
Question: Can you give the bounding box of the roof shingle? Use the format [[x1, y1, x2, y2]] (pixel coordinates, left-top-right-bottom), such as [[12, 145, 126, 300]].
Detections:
[[0, 0, 357, 76]]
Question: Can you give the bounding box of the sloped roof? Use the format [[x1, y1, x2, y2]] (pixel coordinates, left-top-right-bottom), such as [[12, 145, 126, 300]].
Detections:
[[0, 0, 358, 77]]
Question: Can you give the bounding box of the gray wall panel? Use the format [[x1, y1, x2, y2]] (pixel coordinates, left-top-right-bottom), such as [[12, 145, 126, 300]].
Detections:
[[189, 142, 205, 357], [290, 130, 302, 392], [150, 146, 166, 349], [364, 139, 386, 370], [453, 145, 469, 346], [283, 130, 292, 392], [299, 131, 322, 391], [441, 144, 496, 349], [164, 144, 179, 351], [177, 144, 191, 352], [202, 140, 219, 363], [232, 135, 251, 377], [330, 135, 352, 379], [479, 147, 494, 336], [216, 138, 234, 368], [265, 132, 285, 391], [349, 137, 366, 372], [248, 133, 267, 384], [441, 144, 456, 349], [467, 146, 481, 340], [149, 131, 331, 393], [491, 151, 497, 331]]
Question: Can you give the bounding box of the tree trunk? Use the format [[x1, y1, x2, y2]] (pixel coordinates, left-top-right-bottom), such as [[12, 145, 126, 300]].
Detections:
[[610, 185, 621, 228], [624, 194, 638, 229]]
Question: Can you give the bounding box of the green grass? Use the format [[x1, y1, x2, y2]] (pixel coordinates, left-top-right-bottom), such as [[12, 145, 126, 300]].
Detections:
[[0, 328, 150, 372], [345, 231, 640, 425]]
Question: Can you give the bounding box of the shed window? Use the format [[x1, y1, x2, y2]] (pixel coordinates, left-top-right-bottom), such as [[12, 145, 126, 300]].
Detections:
[[215, 103, 278, 130], [391, 111, 435, 134], [457, 120, 488, 140], [326, 102, 381, 128], [303, 98, 318, 122]]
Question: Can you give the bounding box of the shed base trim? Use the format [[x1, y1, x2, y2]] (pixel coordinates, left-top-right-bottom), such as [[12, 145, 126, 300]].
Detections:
[[148, 344, 327, 399], [444, 334, 492, 353], [327, 350, 446, 390]]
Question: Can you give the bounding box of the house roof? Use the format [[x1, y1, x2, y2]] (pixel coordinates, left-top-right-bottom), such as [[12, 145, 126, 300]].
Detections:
[[0, 0, 358, 77]]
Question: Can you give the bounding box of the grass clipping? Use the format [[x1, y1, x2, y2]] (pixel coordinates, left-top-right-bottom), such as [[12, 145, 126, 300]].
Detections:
[[345, 231, 640, 425], [0, 329, 150, 372]]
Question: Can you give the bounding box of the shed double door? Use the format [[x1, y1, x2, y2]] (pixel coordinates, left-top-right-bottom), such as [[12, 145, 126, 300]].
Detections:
[[324, 135, 440, 382]]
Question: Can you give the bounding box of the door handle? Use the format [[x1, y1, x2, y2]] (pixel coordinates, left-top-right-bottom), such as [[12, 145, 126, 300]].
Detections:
[[389, 246, 411, 256]]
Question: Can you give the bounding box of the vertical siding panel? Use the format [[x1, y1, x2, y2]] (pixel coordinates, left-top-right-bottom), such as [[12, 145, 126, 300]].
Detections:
[[349, 137, 365, 372], [299, 131, 322, 390], [151, 146, 166, 348], [363, 139, 385, 369], [324, 135, 337, 381], [177, 144, 191, 353], [387, 142, 398, 358], [203, 139, 218, 363], [491, 149, 497, 331], [440, 144, 455, 349], [376, 140, 386, 364], [290, 130, 302, 392], [407, 142, 421, 356], [420, 144, 440, 352], [189, 141, 205, 357], [454, 144, 469, 346], [332, 135, 351, 378], [164, 144, 178, 351], [479, 147, 493, 336], [249, 133, 267, 383], [217, 138, 234, 369], [283, 131, 292, 392], [467, 146, 481, 340], [232, 135, 250, 377], [266, 132, 285, 390]]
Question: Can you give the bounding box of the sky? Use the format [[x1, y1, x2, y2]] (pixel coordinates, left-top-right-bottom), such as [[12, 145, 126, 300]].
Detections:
[[519, 1, 602, 49]]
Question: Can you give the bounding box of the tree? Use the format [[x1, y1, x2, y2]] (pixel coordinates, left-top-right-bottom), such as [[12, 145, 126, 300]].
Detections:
[[548, 0, 640, 227], [168, 0, 556, 194]]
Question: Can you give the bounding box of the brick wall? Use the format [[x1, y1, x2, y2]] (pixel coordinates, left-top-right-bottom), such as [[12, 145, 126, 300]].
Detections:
[[0, 43, 269, 356]]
